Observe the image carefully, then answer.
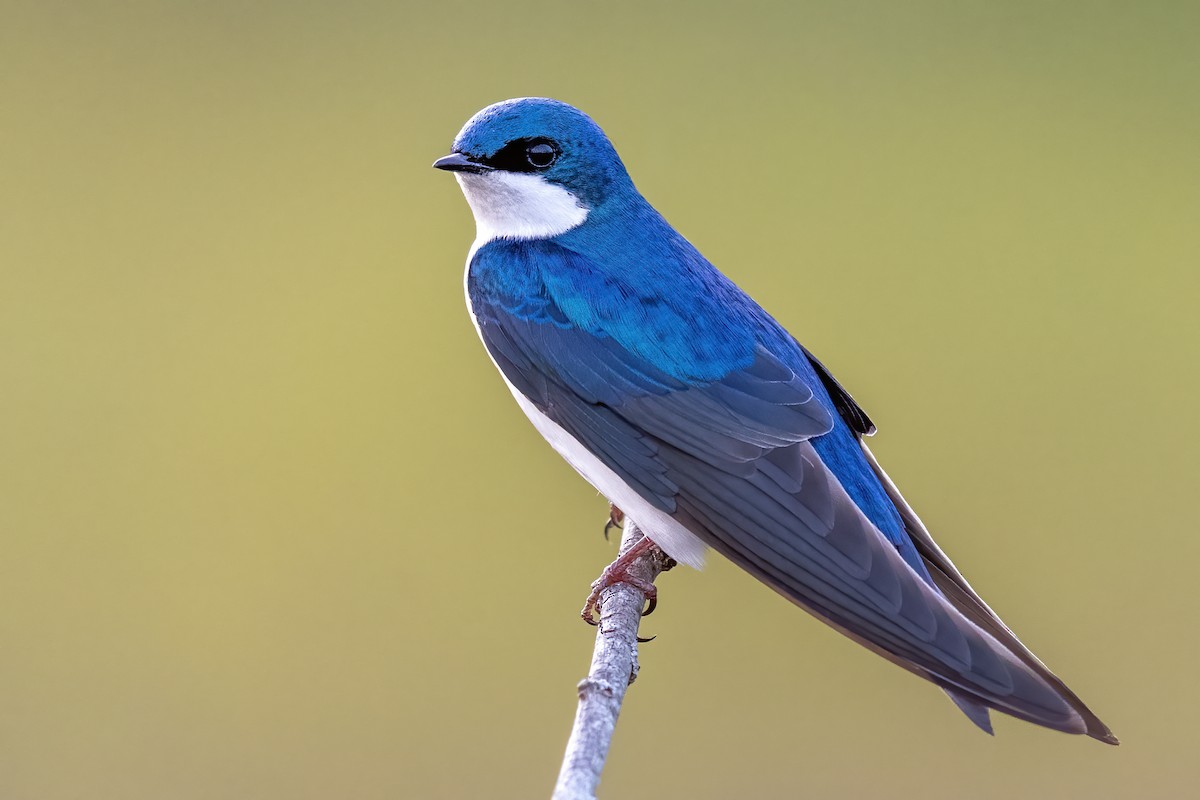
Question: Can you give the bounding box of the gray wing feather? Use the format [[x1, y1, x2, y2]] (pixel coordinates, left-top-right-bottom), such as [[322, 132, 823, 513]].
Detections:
[[476, 298, 1110, 739], [664, 439, 1088, 731], [860, 443, 1119, 743]]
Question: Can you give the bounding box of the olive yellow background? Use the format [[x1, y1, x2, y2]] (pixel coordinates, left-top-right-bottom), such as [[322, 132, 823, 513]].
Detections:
[[2, 2, 1197, 798]]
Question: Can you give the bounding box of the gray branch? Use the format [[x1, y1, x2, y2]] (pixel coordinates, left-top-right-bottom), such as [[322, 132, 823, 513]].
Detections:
[[551, 521, 670, 800]]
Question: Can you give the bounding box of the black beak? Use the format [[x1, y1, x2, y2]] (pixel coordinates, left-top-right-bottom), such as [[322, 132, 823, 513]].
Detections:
[[432, 152, 493, 174]]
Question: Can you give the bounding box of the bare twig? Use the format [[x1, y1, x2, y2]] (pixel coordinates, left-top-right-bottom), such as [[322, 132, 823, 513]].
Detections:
[[551, 521, 670, 800]]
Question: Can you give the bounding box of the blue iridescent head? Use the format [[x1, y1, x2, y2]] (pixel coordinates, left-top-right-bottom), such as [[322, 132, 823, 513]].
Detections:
[[434, 99, 636, 226]]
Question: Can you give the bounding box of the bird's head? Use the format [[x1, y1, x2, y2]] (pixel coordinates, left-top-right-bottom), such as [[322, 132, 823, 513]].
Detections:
[[434, 98, 634, 245]]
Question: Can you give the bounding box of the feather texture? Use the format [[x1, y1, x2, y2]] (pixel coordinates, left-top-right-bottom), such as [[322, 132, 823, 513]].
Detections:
[[446, 96, 1115, 743], [467, 236, 1112, 739]]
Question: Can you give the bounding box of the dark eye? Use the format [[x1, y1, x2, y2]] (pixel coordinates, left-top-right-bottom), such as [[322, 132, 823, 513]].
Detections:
[[525, 141, 558, 169]]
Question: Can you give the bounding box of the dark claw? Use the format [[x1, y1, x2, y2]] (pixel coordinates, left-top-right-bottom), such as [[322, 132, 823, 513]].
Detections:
[[636, 634, 657, 643], [642, 595, 657, 617], [603, 505, 625, 541]]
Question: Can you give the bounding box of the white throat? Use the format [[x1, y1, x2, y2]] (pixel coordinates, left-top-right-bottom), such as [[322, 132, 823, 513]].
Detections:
[[456, 172, 588, 259]]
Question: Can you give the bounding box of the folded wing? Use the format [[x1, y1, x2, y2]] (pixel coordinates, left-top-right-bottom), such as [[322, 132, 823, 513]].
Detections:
[[469, 239, 1108, 739]]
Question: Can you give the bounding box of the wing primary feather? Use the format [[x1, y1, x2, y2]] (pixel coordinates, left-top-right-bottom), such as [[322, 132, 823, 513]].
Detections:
[[859, 443, 1118, 744]]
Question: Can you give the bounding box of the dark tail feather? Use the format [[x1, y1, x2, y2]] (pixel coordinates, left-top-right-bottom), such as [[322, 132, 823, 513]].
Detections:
[[861, 443, 1119, 745], [947, 688, 995, 735]]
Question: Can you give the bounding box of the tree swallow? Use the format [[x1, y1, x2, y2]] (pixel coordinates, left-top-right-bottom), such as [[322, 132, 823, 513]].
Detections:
[[434, 97, 1117, 744]]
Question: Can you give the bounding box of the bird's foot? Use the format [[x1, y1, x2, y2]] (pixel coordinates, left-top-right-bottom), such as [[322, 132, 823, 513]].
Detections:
[[602, 504, 625, 541], [581, 535, 659, 629]]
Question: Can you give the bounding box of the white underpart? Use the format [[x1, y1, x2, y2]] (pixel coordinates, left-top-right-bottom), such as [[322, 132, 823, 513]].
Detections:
[[456, 171, 708, 568], [508, 389, 709, 569], [456, 171, 589, 260]]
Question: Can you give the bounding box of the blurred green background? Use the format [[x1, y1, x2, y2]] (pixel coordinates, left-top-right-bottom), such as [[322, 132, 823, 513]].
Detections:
[[2, 1, 1197, 797]]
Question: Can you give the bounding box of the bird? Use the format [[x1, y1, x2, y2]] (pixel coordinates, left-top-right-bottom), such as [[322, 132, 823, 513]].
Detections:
[[433, 97, 1117, 744]]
